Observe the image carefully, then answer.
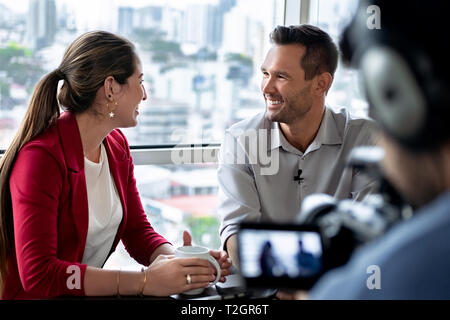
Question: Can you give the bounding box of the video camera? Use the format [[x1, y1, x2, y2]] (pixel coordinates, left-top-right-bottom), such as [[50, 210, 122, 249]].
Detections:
[[237, 146, 413, 290]]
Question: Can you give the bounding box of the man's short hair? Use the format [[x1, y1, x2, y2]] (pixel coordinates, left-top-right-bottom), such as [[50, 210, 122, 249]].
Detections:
[[270, 25, 338, 81]]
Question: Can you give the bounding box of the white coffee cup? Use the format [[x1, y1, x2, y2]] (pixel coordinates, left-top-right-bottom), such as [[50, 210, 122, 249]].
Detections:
[[175, 245, 221, 295]]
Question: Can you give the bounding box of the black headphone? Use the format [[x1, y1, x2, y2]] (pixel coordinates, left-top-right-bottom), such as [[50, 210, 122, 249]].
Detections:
[[339, 0, 450, 151]]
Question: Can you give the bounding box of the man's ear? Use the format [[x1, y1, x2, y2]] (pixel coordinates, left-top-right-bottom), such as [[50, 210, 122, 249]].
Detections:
[[313, 72, 333, 96]]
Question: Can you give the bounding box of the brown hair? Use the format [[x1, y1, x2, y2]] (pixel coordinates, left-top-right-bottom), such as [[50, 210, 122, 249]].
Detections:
[[270, 25, 338, 80], [0, 31, 137, 291]]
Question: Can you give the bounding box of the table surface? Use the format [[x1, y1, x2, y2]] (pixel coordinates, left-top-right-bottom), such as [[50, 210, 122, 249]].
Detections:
[[64, 274, 277, 300]]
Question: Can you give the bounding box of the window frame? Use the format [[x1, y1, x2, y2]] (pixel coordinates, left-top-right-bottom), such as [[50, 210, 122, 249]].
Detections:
[[130, 143, 220, 165]]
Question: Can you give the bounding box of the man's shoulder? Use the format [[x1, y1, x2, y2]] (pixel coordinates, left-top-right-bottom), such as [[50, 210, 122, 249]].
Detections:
[[327, 106, 378, 145], [356, 193, 450, 271], [226, 112, 269, 137], [311, 193, 450, 299], [328, 106, 375, 130]]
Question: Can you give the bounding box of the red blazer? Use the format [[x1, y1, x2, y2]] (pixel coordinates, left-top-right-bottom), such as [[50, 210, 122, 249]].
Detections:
[[3, 112, 169, 299]]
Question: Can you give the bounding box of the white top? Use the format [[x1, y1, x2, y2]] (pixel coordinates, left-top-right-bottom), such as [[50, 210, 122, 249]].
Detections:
[[82, 143, 123, 268], [218, 106, 378, 247]]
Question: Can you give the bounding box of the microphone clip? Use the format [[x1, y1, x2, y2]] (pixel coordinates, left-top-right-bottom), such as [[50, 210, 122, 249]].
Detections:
[[294, 169, 303, 184]]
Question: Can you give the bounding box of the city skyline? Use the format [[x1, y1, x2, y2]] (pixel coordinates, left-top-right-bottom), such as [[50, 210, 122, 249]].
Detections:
[[1, 0, 281, 147], [0, 0, 367, 150], [0, 0, 275, 30], [0, 0, 220, 13]]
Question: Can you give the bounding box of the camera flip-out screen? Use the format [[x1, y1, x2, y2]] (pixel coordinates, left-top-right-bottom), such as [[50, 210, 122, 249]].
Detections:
[[237, 223, 324, 290]]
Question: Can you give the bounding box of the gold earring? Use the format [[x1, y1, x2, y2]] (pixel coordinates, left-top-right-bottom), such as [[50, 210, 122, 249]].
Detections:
[[107, 99, 118, 118]]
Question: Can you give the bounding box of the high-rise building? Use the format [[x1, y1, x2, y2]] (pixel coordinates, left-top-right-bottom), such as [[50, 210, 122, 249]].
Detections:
[[133, 6, 163, 31], [118, 7, 134, 37], [183, 0, 236, 50], [210, 0, 236, 48], [161, 6, 184, 43], [183, 4, 209, 48], [0, 4, 13, 26], [26, 0, 57, 51], [136, 99, 190, 145]]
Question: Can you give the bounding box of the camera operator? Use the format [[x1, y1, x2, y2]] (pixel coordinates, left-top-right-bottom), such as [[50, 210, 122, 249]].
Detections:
[[303, 0, 450, 299]]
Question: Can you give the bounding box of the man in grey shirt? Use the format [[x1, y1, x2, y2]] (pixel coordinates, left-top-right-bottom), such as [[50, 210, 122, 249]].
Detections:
[[218, 24, 377, 266]]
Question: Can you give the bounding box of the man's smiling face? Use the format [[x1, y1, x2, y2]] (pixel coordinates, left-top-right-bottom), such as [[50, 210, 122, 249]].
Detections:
[[260, 44, 313, 124]]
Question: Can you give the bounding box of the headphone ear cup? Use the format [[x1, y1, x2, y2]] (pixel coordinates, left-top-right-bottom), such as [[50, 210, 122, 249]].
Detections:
[[360, 46, 427, 144]]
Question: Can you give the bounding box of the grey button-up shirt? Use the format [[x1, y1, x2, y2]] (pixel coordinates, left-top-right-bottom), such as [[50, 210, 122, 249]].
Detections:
[[217, 106, 378, 248]]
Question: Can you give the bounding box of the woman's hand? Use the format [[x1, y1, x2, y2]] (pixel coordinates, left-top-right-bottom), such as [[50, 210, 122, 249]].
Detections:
[[182, 230, 232, 283], [143, 254, 216, 297]]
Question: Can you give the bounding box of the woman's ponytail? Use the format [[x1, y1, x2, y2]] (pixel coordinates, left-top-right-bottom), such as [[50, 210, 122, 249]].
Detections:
[[0, 69, 62, 293]]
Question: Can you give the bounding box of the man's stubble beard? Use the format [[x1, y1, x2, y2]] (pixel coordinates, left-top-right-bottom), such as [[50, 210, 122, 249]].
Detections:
[[265, 85, 313, 125]]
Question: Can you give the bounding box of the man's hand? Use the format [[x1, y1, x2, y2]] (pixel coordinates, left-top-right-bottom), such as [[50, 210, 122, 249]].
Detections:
[[209, 249, 232, 282], [183, 230, 192, 246], [225, 234, 239, 268], [182, 230, 232, 282]]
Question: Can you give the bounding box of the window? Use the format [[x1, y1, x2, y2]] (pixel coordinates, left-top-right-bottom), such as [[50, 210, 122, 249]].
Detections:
[[0, 0, 284, 150], [308, 0, 368, 117], [136, 163, 221, 247]]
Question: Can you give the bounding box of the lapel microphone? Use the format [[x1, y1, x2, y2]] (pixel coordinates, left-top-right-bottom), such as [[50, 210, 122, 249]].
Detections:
[[294, 169, 303, 184]]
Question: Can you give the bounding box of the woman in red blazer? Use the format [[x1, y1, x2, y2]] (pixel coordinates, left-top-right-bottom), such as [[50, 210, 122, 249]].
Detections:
[[0, 31, 230, 299]]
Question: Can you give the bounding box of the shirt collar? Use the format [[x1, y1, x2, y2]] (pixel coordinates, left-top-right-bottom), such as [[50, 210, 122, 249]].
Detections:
[[269, 106, 343, 153]]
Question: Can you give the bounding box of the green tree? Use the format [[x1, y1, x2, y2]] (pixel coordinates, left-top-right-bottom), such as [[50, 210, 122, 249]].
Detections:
[[0, 79, 9, 99], [133, 27, 167, 49], [185, 215, 221, 250], [7, 62, 43, 87], [0, 42, 44, 92], [132, 27, 186, 67], [224, 52, 253, 68]]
